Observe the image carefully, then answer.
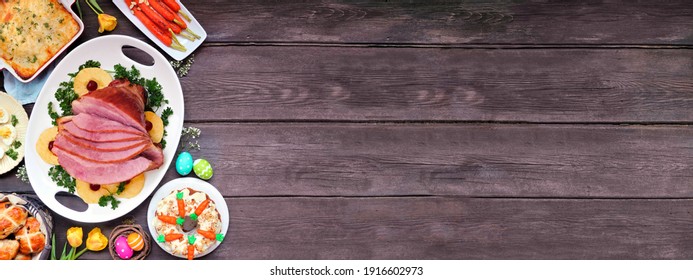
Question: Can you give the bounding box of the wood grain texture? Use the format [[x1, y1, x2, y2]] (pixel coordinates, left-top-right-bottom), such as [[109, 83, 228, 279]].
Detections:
[[169, 46, 693, 122], [50, 197, 693, 260], [4, 124, 691, 198], [84, 1, 693, 45]]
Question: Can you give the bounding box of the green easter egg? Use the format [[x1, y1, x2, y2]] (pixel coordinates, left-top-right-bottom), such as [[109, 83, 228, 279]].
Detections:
[[193, 159, 213, 180]]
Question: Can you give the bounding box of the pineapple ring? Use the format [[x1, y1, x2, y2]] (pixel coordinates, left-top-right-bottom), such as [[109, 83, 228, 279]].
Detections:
[[73, 68, 113, 96]]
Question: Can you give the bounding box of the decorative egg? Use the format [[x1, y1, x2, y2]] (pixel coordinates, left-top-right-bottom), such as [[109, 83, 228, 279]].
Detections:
[[193, 159, 213, 180], [115, 235, 134, 259], [176, 152, 193, 176], [127, 232, 144, 251]]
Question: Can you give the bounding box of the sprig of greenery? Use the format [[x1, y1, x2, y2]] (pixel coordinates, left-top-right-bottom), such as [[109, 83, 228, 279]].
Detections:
[[48, 165, 76, 193], [169, 54, 194, 78], [10, 115, 17, 126], [179, 126, 201, 151], [15, 164, 28, 183]]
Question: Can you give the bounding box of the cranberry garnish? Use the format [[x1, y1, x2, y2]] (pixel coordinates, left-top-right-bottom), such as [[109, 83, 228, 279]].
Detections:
[[123, 180, 131, 185], [89, 184, 100, 191], [86, 80, 98, 91], [145, 120, 153, 131], [48, 141, 54, 151]]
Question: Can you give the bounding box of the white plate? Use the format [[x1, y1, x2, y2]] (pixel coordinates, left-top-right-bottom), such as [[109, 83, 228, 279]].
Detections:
[[0, 0, 84, 83], [112, 0, 207, 61], [25, 35, 185, 223], [147, 177, 229, 259], [0, 92, 28, 174]]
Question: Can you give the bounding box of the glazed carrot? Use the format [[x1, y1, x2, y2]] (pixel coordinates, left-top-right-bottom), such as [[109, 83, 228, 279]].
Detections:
[[177, 197, 186, 217], [194, 199, 210, 216], [187, 244, 194, 260], [165, 233, 184, 241], [149, 0, 180, 26], [161, 0, 180, 12], [157, 215, 178, 225], [197, 229, 216, 240], [161, 0, 191, 22]]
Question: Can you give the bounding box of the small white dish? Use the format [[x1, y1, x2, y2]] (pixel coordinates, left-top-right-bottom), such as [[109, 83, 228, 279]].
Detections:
[[147, 177, 229, 259], [112, 0, 207, 61]]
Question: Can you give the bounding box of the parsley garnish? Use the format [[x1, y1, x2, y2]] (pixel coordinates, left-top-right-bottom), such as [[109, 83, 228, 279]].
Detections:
[[98, 195, 120, 210], [55, 80, 78, 115], [98, 182, 126, 209], [4, 141, 21, 161], [161, 107, 173, 127], [5, 149, 17, 161], [48, 166, 76, 193], [10, 115, 17, 126], [78, 60, 100, 71], [99, 182, 126, 210], [48, 102, 60, 125], [117, 182, 126, 194], [144, 78, 167, 111]]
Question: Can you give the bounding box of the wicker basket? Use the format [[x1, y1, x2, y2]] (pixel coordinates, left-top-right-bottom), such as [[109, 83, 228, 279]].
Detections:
[[108, 224, 152, 260]]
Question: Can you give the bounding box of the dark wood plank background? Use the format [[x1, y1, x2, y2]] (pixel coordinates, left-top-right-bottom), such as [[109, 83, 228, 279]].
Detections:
[[1, 0, 692, 259]]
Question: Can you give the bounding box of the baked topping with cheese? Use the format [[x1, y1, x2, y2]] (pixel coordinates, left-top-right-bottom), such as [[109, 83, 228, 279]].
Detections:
[[0, 0, 80, 79]]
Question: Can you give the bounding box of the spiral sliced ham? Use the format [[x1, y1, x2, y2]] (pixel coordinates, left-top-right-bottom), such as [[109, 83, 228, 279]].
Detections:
[[53, 79, 164, 185]]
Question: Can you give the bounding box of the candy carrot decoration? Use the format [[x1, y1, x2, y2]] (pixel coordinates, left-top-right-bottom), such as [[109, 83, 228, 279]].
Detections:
[[177, 192, 186, 217], [197, 229, 216, 240], [194, 199, 210, 216], [157, 215, 178, 225], [187, 244, 195, 260], [165, 233, 184, 241]]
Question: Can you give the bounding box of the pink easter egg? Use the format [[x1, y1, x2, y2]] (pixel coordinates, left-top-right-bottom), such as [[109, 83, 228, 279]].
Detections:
[[115, 235, 134, 260]]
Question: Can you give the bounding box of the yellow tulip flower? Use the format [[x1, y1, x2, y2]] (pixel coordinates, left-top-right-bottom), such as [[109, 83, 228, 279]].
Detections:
[[86, 227, 108, 251], [66, 227, 83, 248], [98, 14, 118, 33]]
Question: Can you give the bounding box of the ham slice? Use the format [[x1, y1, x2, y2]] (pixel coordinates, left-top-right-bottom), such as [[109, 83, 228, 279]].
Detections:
[[72, 80, 147, 133], [61, 131, 148, 152], [71, 113, 146, 136], [53, 134, 150, 163], [60, 121, 146, 143], [53, 146, 155, 185]]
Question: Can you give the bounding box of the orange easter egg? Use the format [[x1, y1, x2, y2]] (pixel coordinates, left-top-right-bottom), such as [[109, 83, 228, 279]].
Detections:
[[127, 233, 144, 251]]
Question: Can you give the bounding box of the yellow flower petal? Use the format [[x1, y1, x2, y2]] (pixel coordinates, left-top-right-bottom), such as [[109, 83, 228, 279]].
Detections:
[[66, 227, 83, 248], [98, 14, 117, 33], [86, 227, 108, 251]]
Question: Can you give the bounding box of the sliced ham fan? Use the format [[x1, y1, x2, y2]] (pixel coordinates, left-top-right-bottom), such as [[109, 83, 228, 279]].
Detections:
[[52, 79, 164, 185]]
